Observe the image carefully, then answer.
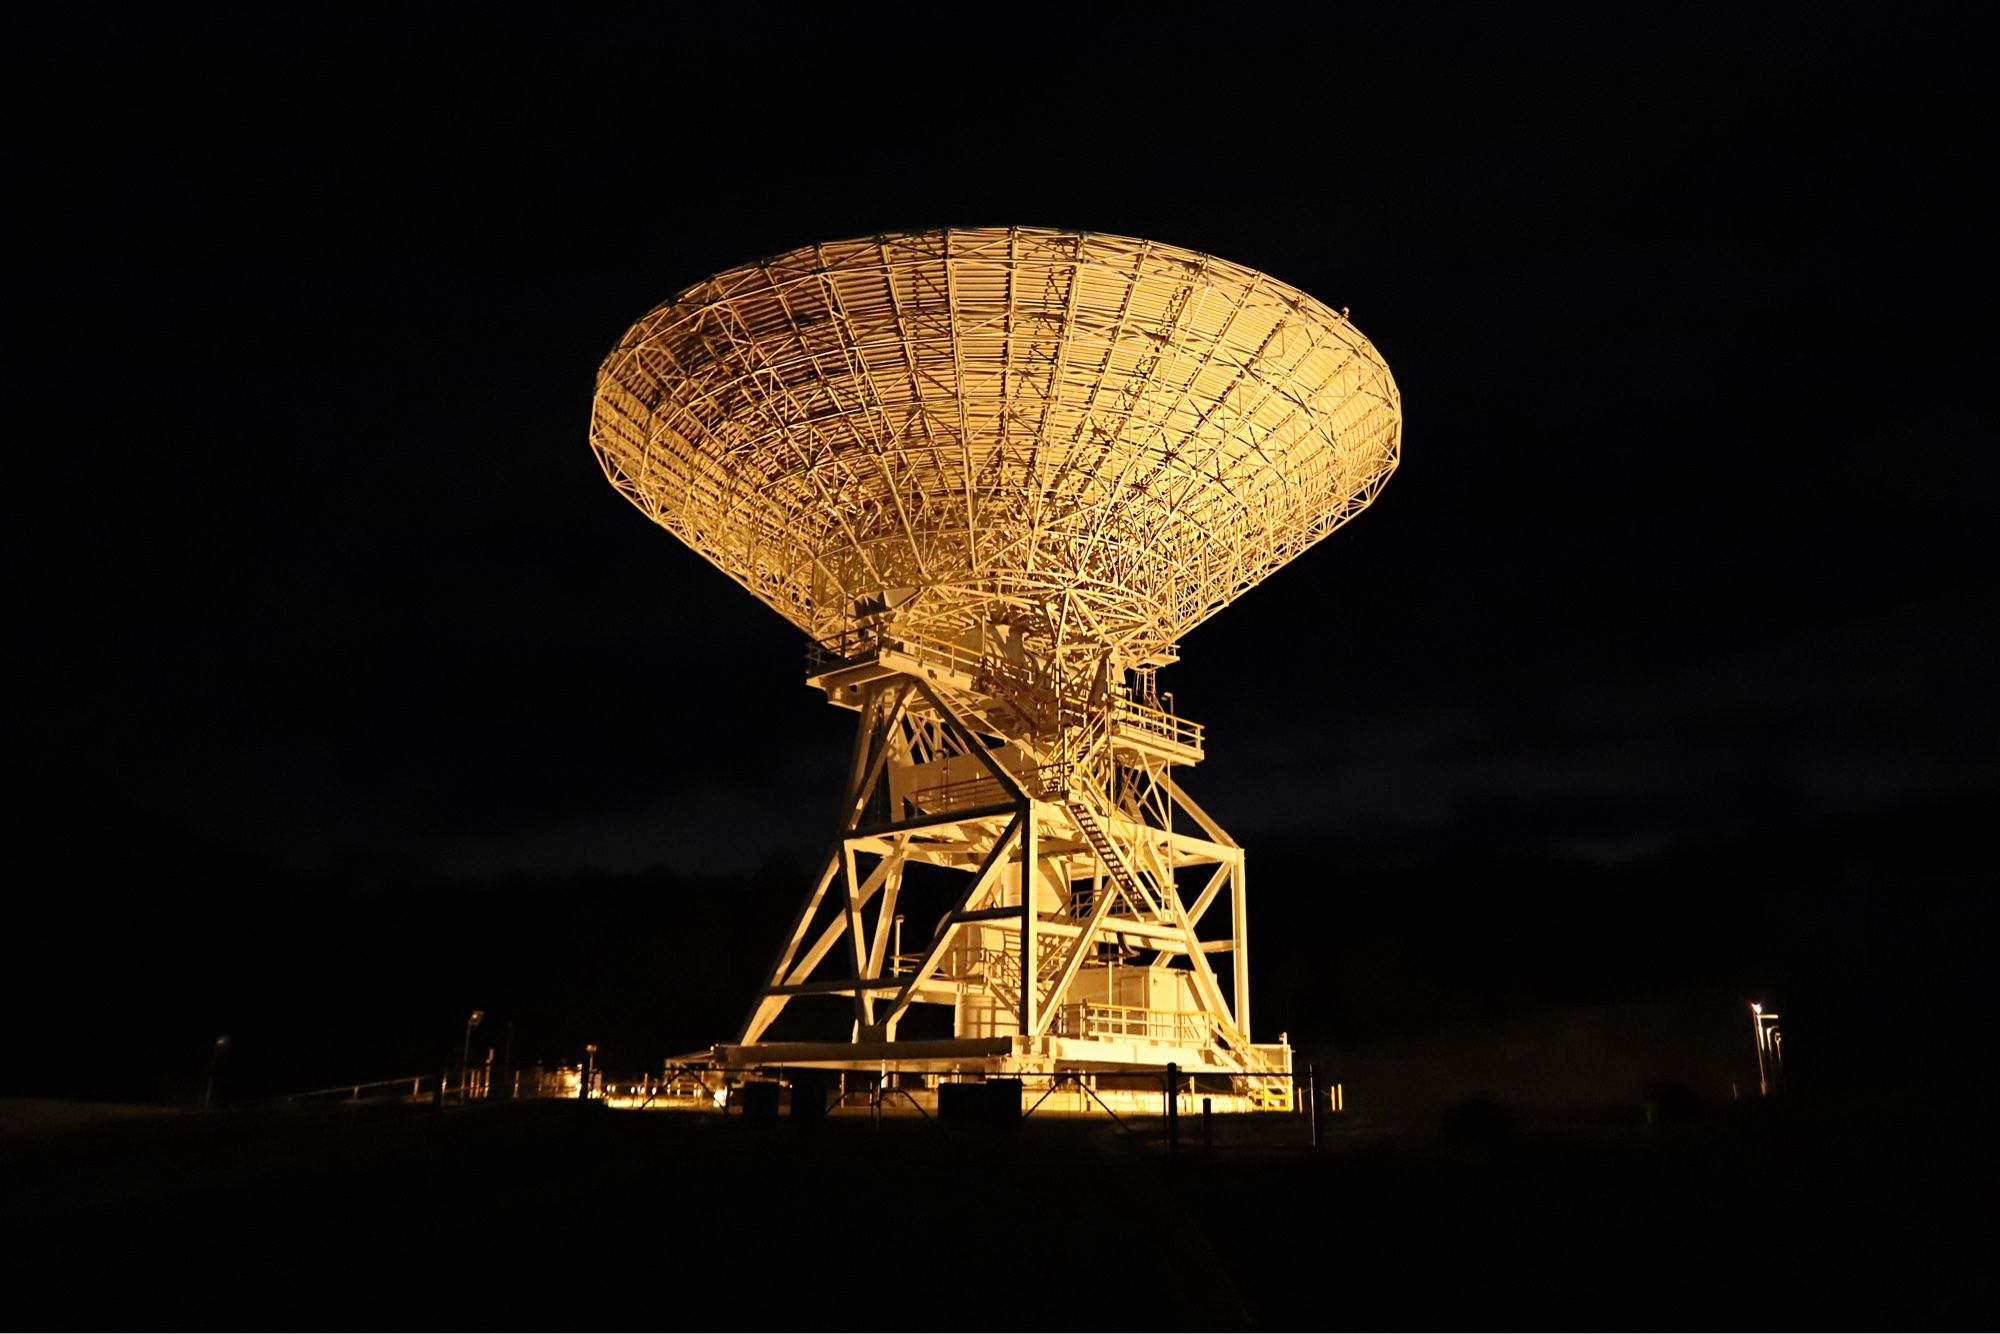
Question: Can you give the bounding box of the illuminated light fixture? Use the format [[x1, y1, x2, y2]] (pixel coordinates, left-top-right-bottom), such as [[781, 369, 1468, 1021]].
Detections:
[[459, 1009, 486, 1098], [590, 227, 1401, 1105], [1749, 1002, 1782, 1097]]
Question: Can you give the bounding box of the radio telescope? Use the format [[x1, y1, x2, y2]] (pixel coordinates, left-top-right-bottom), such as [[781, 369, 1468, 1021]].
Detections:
[[591, 227, 1399, 1104]]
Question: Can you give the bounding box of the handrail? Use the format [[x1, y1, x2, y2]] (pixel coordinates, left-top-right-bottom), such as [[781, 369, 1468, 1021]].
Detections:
[[906, 772, 1011, 813], [1055, 1000, 1227, 1050], [1111, 695, 1204, 750], [282, 1074, 429, 1103], [810, 627, 1204, 754], [906, 758, 1076, 813], [1065, 774, 1167, 919], [812, 623, 985, 681]]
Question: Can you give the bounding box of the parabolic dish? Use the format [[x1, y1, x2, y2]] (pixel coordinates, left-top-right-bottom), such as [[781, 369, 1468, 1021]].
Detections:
[[590, 226, 1400, 664]]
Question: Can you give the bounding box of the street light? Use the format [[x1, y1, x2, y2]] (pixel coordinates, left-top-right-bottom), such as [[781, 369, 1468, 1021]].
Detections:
[[461, 1010, 485, 1099], [1749, 1002, 1781, 1097]]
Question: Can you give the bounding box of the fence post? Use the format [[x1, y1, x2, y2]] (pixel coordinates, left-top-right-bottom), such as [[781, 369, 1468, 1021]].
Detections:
[[1308, 1063, 1321, 1148], [1202, 1096, 1213, 1154], [1165, 1063, 1179, 1157]]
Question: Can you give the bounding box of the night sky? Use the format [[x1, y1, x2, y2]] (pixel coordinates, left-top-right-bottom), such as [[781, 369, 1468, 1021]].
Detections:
[[9, 7, 1992, 1102]]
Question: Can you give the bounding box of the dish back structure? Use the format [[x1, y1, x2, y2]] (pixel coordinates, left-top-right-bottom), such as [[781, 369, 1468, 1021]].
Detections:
[[591, 227, 1400, 1101]]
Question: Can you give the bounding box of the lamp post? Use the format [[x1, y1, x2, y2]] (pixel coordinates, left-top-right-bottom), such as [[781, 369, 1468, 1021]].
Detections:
[[1749, 1003, 1765, 1096], [461, 1010, 485, 1099], [1749, 1002, 1782, 1097]]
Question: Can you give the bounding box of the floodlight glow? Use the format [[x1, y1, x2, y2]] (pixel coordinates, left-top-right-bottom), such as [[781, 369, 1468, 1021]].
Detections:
[[589, 227, 1401, 1104]]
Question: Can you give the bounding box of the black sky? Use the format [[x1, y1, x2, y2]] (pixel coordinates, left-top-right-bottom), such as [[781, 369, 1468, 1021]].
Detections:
[[7, 6, 1994, 1094]]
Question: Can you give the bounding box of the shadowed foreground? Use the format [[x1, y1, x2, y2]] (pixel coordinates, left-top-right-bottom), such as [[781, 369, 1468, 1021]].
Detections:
[[1, 1098, 1989, 1329]]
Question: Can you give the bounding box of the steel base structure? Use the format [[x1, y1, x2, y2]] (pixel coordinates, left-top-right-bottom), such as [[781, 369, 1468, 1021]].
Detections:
[[713, 621, 1292, 1107]]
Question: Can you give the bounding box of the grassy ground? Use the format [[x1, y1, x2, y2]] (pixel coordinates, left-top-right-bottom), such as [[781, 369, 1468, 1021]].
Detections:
[[1, 1096, 1989, 1329]]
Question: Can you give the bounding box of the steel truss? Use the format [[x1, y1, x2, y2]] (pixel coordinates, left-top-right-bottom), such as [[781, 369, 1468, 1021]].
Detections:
[[717, 624, 1291, 1098]]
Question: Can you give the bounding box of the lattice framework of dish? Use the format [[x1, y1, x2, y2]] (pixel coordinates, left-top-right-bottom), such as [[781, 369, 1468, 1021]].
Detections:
[[591, 226, 1400, 663]]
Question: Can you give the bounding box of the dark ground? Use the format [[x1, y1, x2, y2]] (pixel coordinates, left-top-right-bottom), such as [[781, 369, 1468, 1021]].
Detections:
[[2, 1094, 1990, 1330]]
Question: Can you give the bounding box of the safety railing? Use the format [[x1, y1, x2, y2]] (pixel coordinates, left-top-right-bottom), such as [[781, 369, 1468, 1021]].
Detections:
[[1110, 695, 1204, 752], [902, 758, 1078, 815], [904, 771, 1012, 814], [604, 1068, 727, 1110], [934, 942, 1011, 987], [808, 629, 1203, 758], [282, 1074, 433, 1104], [1054, 1001, 1224, 1050], [807, 623, 986, 682], [275, 1065, 591, 1105]]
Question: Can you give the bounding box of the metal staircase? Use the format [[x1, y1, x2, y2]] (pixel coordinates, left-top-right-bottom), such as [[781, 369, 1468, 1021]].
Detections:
[[1065, 803, 1149, 918]]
